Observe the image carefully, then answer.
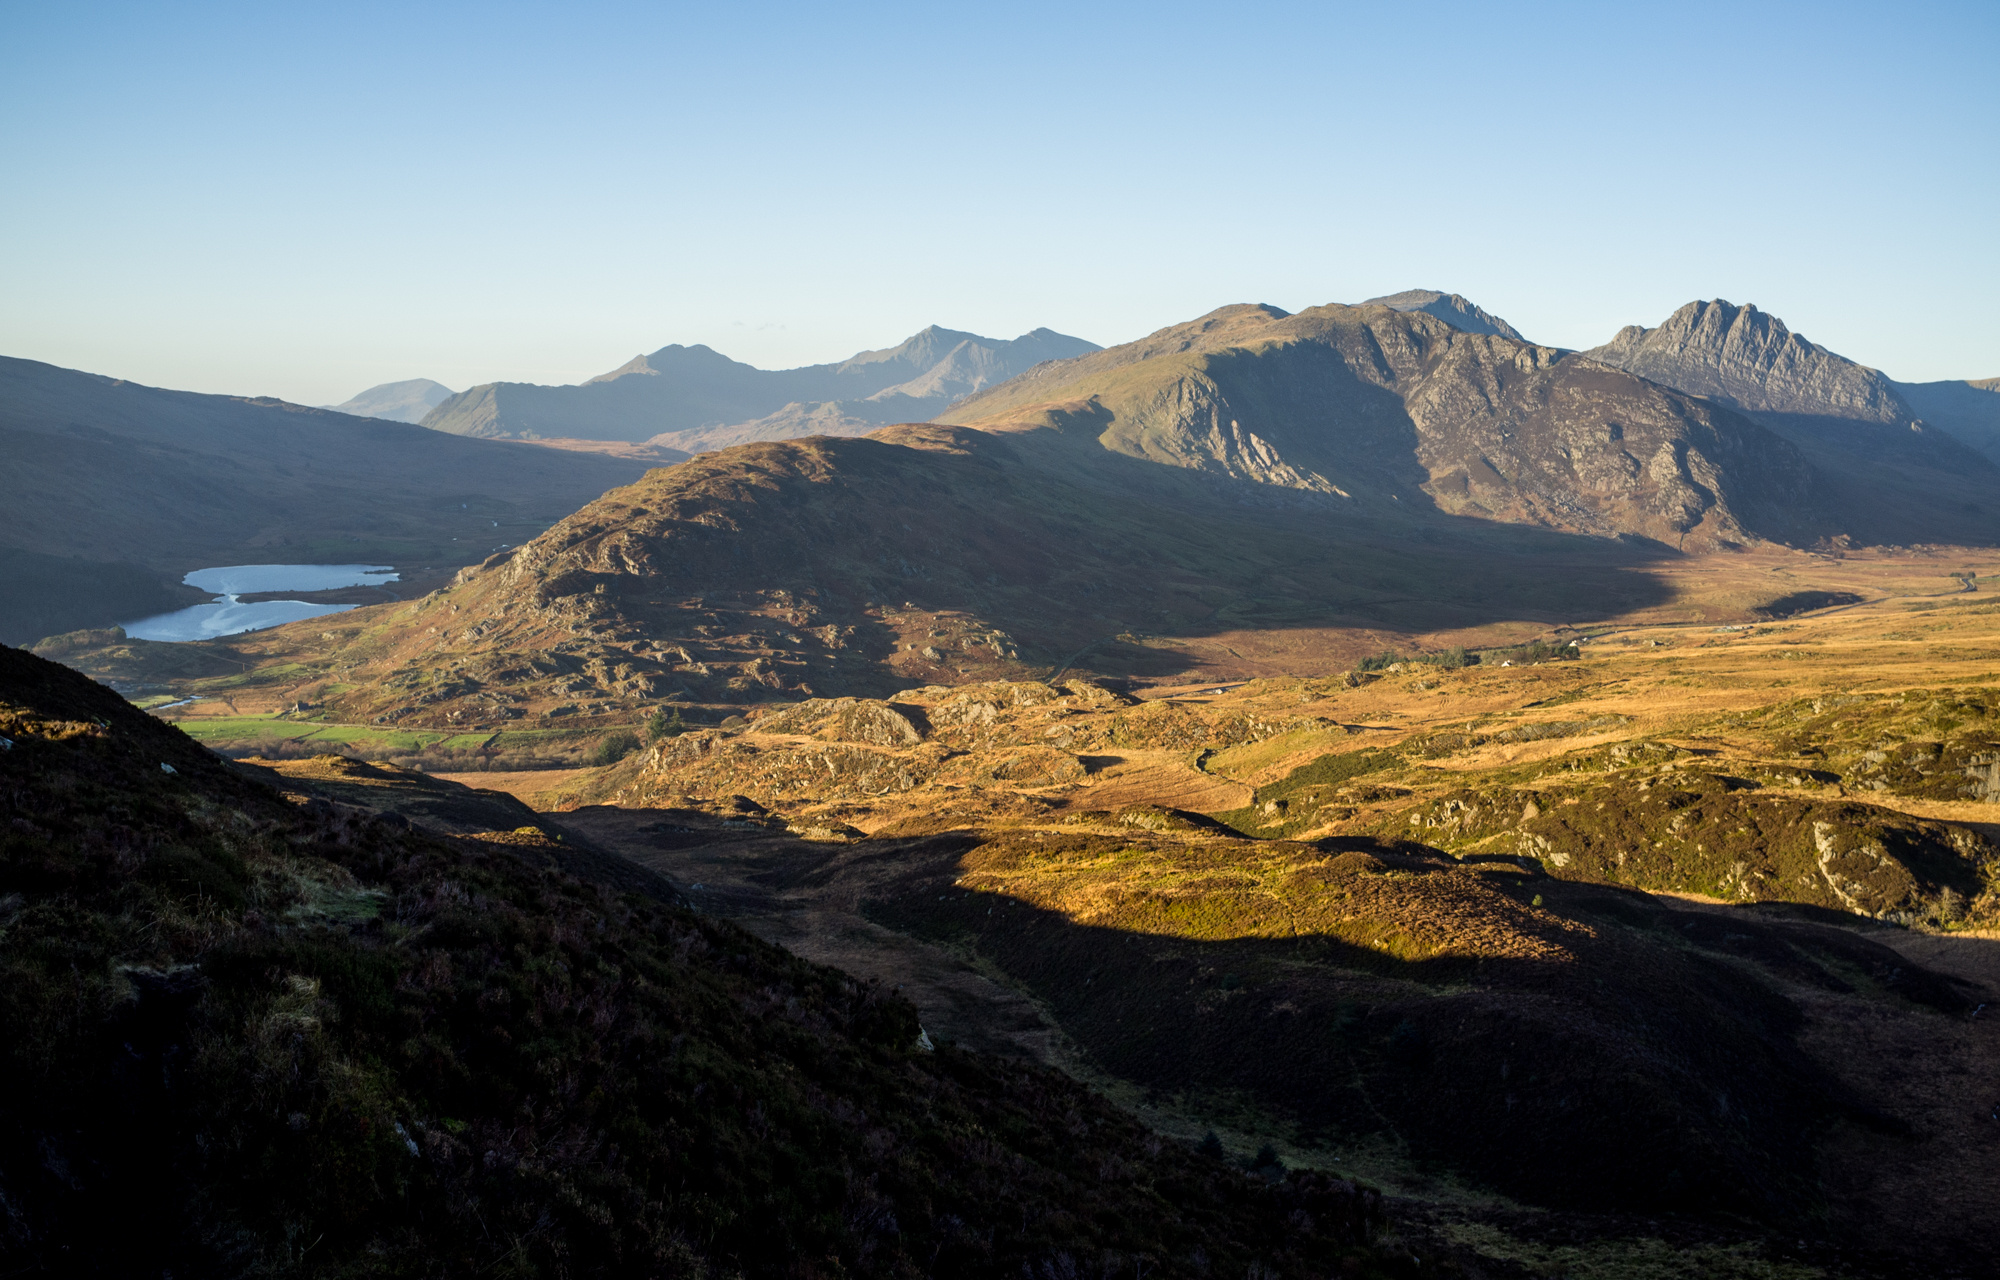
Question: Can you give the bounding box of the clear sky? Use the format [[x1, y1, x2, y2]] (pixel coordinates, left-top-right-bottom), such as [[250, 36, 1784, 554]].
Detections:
[[3, 0, 1995, 404]]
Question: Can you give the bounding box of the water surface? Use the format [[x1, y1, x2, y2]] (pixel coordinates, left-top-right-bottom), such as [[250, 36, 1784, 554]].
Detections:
[[122, 564, 399, 642]]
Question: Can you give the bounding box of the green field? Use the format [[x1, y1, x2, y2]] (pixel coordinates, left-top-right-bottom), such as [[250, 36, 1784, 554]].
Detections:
[[161, 713, 592, 757]]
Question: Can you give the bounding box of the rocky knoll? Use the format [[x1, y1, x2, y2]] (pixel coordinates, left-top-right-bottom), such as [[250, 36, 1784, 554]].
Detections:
[[196, 420, 1703, 731], [555, 673, 1994, 1268], [943, 301, 1826, 548], [1585, 300, 2000, 543]]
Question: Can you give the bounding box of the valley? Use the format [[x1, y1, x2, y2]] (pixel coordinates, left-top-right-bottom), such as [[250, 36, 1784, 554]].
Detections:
[[9, 290, 2000, 1278]]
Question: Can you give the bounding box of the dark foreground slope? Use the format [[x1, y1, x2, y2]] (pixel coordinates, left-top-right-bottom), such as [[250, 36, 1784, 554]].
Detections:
[[0, 643, 1431, 1278], [0, 356, 652, 644]]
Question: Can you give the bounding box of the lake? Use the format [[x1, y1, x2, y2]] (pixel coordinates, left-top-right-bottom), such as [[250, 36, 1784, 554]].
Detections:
[[121, 564, 400, 642]]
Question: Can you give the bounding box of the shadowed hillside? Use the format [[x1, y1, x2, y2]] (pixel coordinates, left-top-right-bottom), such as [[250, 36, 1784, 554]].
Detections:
[[94, 423, 1700, 731], [0, 642, 1445, 1278], [0, 356, 653, 644], [1893, 375, 2000, 466]]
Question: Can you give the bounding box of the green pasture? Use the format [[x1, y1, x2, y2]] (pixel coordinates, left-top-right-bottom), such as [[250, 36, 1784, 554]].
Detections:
[[161, 712, 591, 755]]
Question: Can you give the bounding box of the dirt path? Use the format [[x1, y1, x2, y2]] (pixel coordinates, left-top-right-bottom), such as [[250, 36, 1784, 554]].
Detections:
[[559, 806, 1068, 1063]]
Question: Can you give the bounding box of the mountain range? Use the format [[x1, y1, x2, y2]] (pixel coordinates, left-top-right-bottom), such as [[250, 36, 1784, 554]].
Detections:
[[324, 377, 456, 423], [419, 325, 1101, 449]]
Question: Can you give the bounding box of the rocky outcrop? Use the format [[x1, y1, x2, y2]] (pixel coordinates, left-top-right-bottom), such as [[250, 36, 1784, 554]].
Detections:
[[1584, 300, 1911, 425]]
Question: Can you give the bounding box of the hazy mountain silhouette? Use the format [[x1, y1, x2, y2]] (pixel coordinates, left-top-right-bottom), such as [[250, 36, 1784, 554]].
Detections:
[[420, 325, 1100, 447], [325, 377, 456, 423]]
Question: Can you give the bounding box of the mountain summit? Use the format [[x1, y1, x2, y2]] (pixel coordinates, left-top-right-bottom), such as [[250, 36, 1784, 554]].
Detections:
[[1362, 289, 1525, 341], [1584, 300, 1909, 426], [420, 326, 1100, 448], [940, 301, 1819, 548], [1583, 300, 2000, 540]]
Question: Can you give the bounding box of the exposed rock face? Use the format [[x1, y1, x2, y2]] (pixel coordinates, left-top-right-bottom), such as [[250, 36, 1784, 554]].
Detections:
[[1363, 289, 1526, 341], [1582, 300, 2000, 543], [944, 303, 1823, 547], [420, 325, 1100, 445], [1585, 300, 1910, 425]]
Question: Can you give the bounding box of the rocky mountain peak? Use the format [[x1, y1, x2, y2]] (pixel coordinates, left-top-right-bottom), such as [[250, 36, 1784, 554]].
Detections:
[[1584, 299, 1913, 426], [1363, 289, 1525, 341]]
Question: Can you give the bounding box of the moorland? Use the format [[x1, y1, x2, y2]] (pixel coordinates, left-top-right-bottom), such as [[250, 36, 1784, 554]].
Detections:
[[7, 290, 2000, 1277]]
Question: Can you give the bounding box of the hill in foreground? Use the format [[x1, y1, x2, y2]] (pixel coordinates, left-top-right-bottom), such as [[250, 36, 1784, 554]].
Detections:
[[90, 420, 1733, 732], [0, 641, 1441, 1278]]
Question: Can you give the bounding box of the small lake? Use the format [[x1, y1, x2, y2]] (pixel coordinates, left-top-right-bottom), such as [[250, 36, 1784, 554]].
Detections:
[[121, 564, 400, 642]]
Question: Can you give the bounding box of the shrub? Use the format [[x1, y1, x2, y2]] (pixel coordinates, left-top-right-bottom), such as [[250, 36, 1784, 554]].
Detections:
[[588, 729, 640, 766], [645, 705, 690, 742]]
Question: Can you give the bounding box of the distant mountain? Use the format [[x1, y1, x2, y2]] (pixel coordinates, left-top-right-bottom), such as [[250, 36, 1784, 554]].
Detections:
[[1363, 289, 1526, 341], [419, 326, 1100, 447], [0, 357, 651, 644], [1891, 375, 2000, 466], [941, 302, 1823, 549], [325, 377, 456, 423], [1582, 300, 2000, 542]]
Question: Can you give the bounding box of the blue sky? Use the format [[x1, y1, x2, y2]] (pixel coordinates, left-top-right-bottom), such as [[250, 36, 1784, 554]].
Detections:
[[2, 0, 1994, 403]]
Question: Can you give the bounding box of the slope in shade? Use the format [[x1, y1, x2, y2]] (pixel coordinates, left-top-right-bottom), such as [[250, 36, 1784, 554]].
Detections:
[[0, 356, 652, 643], [1892, 375, 2000, 466], [0, 641, 1424, 1277]]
